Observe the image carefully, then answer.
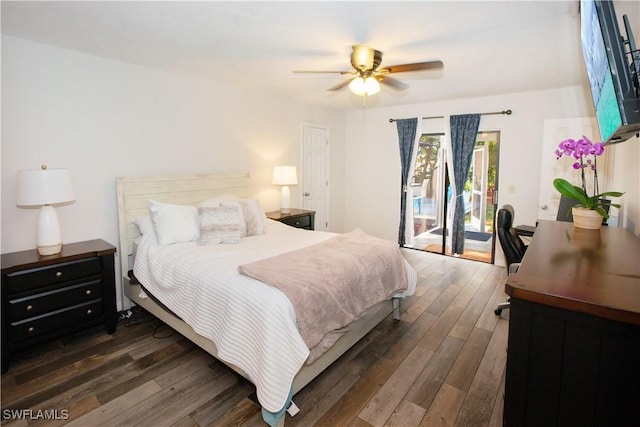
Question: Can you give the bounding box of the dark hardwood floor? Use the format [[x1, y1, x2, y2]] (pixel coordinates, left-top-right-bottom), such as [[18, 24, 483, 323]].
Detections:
[[1, 248, 509, 426]]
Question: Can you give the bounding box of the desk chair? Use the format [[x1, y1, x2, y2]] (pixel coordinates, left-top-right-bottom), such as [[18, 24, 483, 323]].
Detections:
[[556, 194, 577, 222], [494, 205, 528, 315], [556, 194, 611, 225]]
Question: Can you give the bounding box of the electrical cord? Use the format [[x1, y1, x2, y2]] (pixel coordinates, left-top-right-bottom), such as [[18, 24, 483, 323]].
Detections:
[[118, 306, 174, 338]]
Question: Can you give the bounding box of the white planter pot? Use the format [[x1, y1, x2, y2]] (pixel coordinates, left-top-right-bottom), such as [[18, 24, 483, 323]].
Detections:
[[571, 206, 603, 230]]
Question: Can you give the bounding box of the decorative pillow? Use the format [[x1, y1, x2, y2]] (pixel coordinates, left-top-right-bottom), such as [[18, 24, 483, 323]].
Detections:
[[198, 205, 243, 245], [221, 198, 265, 237], [148, 200, 199, 245], [239, 198, 265, 236], [216, 201, 246, 237]]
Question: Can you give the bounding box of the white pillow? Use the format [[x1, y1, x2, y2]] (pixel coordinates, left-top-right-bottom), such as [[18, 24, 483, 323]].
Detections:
[[148, 200, 199, 245], [239, 198, 265, 236], [198, 205, 243, 245], [134, 215, 154, 235]]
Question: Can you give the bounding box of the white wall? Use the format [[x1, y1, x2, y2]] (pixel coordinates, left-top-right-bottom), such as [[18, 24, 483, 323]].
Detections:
[[3, 34, 639, 294], [343, 85, 640, 266], [1, 36, 346, 308]]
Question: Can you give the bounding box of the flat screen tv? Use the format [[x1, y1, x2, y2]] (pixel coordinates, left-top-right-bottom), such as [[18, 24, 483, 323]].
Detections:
[[580, 0, 640, 144]]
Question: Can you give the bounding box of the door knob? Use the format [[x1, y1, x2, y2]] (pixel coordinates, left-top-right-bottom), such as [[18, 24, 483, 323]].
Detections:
[[304, 192, 310, 196], [541, 205, 548, 211]]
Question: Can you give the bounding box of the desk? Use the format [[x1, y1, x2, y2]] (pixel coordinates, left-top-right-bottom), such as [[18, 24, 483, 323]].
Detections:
[[503, 221, 640, 426]]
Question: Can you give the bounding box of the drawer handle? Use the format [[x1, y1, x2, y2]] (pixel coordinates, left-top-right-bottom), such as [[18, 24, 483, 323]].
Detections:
[[85, 290, 92, 296], [26, 304, 33, 312], [295, 221, 300, 225], [28, 326, 35, 334], [56, 271, 63, 278], [86, 309, 92, 315]]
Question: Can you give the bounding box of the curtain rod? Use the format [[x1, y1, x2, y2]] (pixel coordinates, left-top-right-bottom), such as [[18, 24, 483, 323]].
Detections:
[[388, 109, 512, 123]]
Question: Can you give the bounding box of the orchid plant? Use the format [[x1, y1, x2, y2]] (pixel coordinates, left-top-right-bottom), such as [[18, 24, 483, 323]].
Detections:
[[552, 136, 623, 219]]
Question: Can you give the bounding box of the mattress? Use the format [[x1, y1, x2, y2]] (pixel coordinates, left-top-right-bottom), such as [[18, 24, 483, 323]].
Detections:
[[133, 219, 416, 414]]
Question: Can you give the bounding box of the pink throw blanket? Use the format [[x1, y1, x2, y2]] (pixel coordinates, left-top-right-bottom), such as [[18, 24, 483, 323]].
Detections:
[[238, 228, 408, 351]]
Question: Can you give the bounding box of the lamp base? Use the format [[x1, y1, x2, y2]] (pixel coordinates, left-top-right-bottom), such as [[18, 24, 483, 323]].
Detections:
[[280, 186, 291, 214], [36, 205, 63, 256], [37, 243, 62, 256]]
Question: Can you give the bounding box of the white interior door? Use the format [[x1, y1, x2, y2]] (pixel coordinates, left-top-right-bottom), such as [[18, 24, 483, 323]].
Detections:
[[539, 117, 603, 220], [302, 124, 329, 231]]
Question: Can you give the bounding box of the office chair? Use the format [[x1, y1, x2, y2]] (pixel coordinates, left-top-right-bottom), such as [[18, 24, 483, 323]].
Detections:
[[556, 194, 611, 225], [556, 194, 577, 222], [494, 205, 528, 315]]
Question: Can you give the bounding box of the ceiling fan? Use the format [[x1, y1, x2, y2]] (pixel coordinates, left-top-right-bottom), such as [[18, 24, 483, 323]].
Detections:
[[293, 45, 443, 96]]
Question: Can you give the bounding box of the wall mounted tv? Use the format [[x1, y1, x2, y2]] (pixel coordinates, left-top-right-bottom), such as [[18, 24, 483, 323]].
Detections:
[[580, 0, 640, 144]]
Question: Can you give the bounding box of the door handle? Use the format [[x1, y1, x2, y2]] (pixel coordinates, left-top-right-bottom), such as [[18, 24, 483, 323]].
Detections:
[[541, 205, 548, 211], [304, 192, 310, 196]]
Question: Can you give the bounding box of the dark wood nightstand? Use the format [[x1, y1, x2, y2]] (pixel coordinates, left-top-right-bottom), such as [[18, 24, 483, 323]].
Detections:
[[1, 239, 117, 373], [266, 208, 315, 230]]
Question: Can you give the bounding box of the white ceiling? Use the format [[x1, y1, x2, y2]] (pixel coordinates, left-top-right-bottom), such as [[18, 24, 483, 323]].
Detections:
[[2, 1, 637, 111]]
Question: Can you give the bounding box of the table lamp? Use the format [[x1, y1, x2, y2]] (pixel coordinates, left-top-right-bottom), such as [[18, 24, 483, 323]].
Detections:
[[16, 165, 75, 255], [272, 165, 297, 213]]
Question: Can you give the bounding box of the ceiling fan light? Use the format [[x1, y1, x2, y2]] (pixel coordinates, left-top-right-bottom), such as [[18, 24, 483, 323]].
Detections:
[[364, 76, 381, 95], [349, 77, 367, 95]]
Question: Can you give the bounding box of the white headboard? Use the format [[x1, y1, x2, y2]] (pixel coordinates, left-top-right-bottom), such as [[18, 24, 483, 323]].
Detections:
[[115, 172, 250, 305]]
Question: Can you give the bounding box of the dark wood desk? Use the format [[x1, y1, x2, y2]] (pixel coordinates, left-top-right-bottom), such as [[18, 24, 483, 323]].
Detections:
[[504, 221, 640, 426]]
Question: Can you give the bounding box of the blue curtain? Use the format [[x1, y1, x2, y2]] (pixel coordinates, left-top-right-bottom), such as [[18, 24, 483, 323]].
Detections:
[[450, 114, 481, 254], [396, 118, 418, 246]]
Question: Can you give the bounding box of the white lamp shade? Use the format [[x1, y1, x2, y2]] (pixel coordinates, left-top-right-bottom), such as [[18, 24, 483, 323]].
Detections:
[[349, 77, 367, 95], [272, 165, 298, 186], [364, 76, 381, 95], [349, 76, 380, 96], [16, 167, 75, 206]]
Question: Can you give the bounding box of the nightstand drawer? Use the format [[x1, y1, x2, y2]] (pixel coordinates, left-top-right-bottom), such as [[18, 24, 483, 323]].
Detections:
[[281, 215, 311, 229], [8, 300, 103, 342], [7, 279, 103, 321], [5, 258, 101, 295]]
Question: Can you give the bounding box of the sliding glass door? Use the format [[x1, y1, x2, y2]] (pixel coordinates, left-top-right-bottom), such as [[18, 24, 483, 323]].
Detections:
[[409, 133, 445, 249], [409, 131, 500, 264]]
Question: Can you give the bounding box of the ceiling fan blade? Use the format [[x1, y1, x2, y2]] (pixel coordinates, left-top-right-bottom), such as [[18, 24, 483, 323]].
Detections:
[[296, 46, 439, 95], [379, 75, 409, 91], [326, 78, 353, 91], [292, 70, 352, 75], [379, 60, 444, 74]]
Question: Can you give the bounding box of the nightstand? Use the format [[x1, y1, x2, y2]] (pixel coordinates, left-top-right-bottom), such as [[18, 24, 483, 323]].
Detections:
[[1, 239, 117, 373], [266, 208, 315, 230]]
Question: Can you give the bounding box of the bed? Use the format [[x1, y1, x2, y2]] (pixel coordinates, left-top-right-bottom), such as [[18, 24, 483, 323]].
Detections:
[[116, 172, 416, 426]]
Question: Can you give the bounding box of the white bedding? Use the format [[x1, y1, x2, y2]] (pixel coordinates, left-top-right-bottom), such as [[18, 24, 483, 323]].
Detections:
[[133, 219, 416, 413]]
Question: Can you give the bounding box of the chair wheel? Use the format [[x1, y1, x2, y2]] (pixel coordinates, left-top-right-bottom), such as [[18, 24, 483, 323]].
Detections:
[[494, 308, 502, 315]]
